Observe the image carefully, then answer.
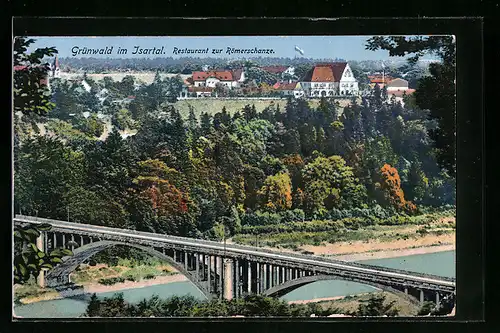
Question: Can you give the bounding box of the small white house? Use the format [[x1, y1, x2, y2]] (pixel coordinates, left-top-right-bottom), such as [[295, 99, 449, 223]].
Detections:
[[293, 82, 305, 98], [284, 66, 295, 76], [81, 80, 91, 93]]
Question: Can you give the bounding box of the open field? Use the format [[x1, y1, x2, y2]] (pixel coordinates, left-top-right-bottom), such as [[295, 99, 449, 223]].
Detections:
[[173, 98, 313, 117], [172, 98, 357, 118]]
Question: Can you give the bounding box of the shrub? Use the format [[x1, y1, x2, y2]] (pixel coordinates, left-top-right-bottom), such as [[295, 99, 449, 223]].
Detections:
[[280, 209, 305, 223], [98, 277, 125, 285], [241, 211, 282, 226]]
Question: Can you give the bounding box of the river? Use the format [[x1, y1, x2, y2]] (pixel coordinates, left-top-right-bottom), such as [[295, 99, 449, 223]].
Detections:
[[13, 250, 455, 318]]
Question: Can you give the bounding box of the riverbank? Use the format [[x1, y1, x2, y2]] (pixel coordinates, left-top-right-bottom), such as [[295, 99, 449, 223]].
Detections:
[[83, 273, 188, 294], [16, 273, 188, 305], [329, 243, 455, 261]]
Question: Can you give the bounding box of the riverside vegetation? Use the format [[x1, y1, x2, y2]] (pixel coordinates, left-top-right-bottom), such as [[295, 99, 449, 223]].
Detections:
[[71, 247, 177, 286], [83, 291, 452, 317]]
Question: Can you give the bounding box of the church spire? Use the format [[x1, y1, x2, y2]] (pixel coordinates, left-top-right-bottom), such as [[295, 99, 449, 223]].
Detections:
[[53, 55, 59, 70]]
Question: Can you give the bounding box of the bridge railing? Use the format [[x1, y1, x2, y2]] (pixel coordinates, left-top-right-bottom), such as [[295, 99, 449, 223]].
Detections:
[[14, 215, 455, 282]]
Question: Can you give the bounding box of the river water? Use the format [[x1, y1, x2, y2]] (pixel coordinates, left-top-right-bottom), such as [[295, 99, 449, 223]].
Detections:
[[14, 250, 455, 318]]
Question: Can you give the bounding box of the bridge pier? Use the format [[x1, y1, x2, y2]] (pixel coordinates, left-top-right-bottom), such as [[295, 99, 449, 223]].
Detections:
[[263, 264, 268, 291], [238, 259, 243, 298], [272, 265, 276, 287], [195, 253, 200, 281], [223, 258, 233, 300], [207, 255, 212, 293], [270, 265, 273, 288], [436, 292, 440, 308], [36, 233, 46, 288], [247, 261, 251, 294], [218, 257, 223, 298], [420, 289, 424, 304]]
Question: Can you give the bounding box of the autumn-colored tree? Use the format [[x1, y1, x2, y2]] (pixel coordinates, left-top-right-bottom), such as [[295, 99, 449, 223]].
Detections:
[[375, 163, 417, 214], [292, 187, 305, 210], [281, 154, 305, 190], [257, 172, 293, 212], [133, 159, 190, 217]]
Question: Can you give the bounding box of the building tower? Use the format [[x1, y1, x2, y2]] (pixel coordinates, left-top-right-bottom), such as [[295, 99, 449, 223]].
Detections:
[[52, 55, 60, 78]]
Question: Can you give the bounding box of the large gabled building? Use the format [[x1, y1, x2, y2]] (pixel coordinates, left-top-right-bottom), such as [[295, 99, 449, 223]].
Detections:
[[300, 62, 359, 97]]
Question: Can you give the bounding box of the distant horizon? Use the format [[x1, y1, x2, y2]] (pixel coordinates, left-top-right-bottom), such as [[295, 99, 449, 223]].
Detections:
[[26, 36, 442, 62]]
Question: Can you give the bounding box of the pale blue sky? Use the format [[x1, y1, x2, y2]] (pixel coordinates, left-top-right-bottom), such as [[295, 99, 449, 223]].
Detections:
[[27, 36, 440, 61]]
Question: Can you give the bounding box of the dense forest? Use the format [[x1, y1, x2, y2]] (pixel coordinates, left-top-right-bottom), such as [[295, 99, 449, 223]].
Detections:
[[57, 56, 347, 73], [14, 36, 455, 242], [14, 78, 455, 241]]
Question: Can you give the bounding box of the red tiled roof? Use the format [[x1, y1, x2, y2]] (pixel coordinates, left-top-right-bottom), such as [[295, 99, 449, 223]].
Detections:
[[276, 82, 298, 90], [323, 63, 348, 83], [302, 63, 348, 82], [262, 66, 288, 74], [14, 65, 28, 71], [192, 71, 233, 81], [368, 75, 393, 84]]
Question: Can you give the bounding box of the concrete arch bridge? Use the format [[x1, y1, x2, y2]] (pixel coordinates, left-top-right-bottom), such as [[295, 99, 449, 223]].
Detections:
[[14, 215, 455, 305]]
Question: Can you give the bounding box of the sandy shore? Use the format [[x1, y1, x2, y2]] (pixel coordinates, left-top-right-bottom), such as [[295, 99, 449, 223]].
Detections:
[[83, 274, 188, 294], [300, 233, 455, 259], [330, 244, 455, 261]]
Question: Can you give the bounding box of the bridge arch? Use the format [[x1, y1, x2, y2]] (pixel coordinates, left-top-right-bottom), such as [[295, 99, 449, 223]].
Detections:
[[263, 274, 421, 306], [45, 240, 211, 299]]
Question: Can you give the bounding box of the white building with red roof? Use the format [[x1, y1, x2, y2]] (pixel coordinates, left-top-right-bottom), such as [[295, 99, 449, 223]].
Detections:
[[385, 78, 415, 106], [300, 62, 359, 97], [191, 69, 245, 89], [273, 81, 305, 98], [13, 64, 51, 90]]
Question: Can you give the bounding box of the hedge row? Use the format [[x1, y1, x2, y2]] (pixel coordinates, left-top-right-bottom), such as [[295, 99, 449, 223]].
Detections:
[[240, 211, 454, 235]]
